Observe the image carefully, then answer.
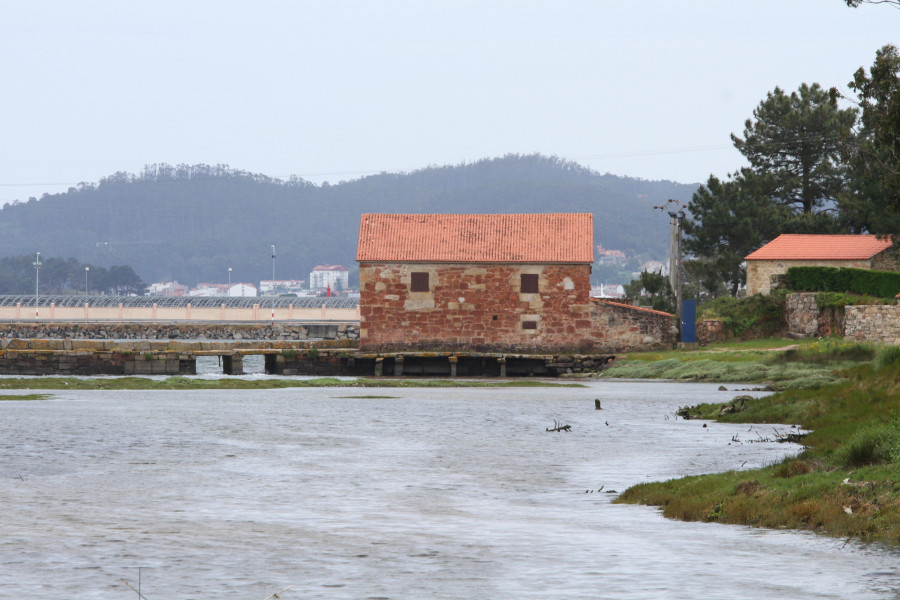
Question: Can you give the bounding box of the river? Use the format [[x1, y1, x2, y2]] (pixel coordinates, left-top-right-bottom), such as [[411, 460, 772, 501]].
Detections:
[[1, 380, 898, 599]]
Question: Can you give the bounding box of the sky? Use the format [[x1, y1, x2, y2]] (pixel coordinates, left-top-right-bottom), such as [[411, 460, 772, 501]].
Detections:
[[1, 0, 897, 205]]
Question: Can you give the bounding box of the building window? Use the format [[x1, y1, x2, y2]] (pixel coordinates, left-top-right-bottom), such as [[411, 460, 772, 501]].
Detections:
[[522, 321, 538, 330], [410, 272, 429, 292], [521, 273, 538, 293]]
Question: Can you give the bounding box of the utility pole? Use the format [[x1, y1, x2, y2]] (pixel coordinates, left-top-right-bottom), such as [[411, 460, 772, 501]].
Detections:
[[654, 199, 685, 343], [270, 245, 276, 326], [33, 252, 41, 321]]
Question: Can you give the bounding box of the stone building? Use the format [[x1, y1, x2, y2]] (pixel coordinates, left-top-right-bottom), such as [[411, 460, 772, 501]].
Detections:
[[356, 213, 675, 353], [745, 234, 898, 296]]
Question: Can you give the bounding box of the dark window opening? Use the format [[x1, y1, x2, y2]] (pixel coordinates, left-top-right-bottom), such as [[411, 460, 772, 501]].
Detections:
[[521, 273, 539, 293], [522, 321, 538, 330], [492, 315, 498, 321], [410, 272, 429, 292]]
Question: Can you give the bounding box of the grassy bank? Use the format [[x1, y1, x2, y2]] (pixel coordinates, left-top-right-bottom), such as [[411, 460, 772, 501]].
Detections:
[[602, 338, 875, 390], [0, 376, 585, 391], [615, 344, 900, 544]]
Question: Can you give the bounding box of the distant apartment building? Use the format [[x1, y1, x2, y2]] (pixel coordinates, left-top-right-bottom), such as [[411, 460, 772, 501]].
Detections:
[[309, 265, 349, 291], [259, 279, 306, 295], [147, 281, 189, 297], [596, 244, 627, 266], [189, 283, 230, 297]]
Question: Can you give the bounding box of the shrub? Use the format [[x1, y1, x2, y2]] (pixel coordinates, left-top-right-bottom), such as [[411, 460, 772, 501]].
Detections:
[[787, 266, 900, 298], [836, 417, 900, 468], [698, 292, 786, 339], [874, 345, 900, 370], [282, 349, 298, 360], [307, 347, 320, 361]]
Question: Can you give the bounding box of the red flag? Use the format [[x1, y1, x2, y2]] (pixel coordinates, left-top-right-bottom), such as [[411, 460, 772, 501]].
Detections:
[[327, 285, 331, 297]]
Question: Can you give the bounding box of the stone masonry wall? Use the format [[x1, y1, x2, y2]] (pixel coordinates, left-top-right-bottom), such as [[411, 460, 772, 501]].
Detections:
[[746, 259, 871, 296], [359, 262, 595, 353], [786, 293, 820, 338], [587, 301, 675, 352], [844, 304, 900, 345], [0, 322, 360, 341]]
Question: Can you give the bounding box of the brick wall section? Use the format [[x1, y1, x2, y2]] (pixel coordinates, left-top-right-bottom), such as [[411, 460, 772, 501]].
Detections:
[[844, 304, 900, 345], [359, 262, 595, 352], [746, 259, 873, 296]]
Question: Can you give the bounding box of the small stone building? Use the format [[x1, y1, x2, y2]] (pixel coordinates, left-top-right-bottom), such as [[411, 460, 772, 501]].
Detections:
[[745, 234, 898, 296], [357, 213, 594, 352], [357, 213, 675, 353]]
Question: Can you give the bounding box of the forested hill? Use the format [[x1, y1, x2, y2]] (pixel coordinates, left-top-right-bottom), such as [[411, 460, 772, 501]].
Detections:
[[0, 155, 698, 287]]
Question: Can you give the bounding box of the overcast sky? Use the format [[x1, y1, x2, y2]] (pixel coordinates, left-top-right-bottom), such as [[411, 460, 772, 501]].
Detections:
[[1, 1, 897, 205]]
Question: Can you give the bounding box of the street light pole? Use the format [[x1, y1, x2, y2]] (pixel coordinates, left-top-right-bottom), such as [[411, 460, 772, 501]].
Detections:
[[85, 266, 90, 296], [33, 252, 41, 321], [271, 245, 276, 326]]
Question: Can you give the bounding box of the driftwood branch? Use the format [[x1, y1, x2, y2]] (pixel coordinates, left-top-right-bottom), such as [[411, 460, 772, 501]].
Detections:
[[546, 419, 571, 432]]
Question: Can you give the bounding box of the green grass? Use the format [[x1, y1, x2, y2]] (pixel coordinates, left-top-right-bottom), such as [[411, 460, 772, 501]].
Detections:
[[604, 337, 873, 390], [0, 376, 586, 391], [616, 359, 900, 543], [0, 393, 51, 401]]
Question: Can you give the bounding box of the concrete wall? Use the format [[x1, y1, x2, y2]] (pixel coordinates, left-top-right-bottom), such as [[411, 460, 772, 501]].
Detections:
[[359, 262, 595, 352], [0, 303, 359, 322]]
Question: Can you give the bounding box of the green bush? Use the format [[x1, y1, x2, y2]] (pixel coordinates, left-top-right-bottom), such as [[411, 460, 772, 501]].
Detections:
[[874, 345, 900, 370], [787, 266, 900, 298], [836, 417, 900, 468], [698, 292, 786, 338]]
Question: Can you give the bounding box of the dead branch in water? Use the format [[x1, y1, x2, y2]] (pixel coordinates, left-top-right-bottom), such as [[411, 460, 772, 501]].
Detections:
[[546, 419, 571, 432]]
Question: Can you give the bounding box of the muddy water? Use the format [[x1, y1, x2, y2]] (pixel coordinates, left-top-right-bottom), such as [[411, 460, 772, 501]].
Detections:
[[1, 381, 898, 598]]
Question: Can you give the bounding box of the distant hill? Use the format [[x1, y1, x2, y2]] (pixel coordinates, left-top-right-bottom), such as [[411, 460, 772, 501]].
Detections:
[[0, 155, 698, 288]]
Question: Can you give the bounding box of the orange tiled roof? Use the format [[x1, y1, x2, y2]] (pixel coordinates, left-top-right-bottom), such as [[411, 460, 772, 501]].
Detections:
[[744, 234, 893, 261], [591, 298, 674, 317], [356, 213, 594, 263]]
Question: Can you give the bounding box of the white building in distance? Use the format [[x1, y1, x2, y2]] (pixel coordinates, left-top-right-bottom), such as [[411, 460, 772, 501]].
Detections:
[[259, 280, 305, 295], [228, 283, 257, 297], [309, 265, 349, 291]]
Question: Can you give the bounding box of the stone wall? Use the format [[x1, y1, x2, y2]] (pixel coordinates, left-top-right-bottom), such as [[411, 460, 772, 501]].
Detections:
[[587, 300, 676, 352], [785, 293, 821, 338], [0, 321, 359, 341], [359, 262, 596, 352], [746, 259, 872, 296], [844, 305, 900, 345]]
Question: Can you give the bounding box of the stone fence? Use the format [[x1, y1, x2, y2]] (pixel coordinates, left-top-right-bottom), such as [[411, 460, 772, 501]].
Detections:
[[786, 292, 900, 344], [844, 305, 900, 345], [0, 321, 360, 341]]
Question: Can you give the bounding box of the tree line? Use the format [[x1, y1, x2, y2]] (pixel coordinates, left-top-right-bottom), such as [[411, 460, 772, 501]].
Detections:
[[0, 255, 145, 296], [682, 43, 900, 299], [0, 155, 695, 290]]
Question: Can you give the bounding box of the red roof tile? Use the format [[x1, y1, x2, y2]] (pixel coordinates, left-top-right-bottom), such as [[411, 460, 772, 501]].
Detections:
[[744, 234, 893, 261], [591, 298, 674, 317], [357, 213, 594, 263]]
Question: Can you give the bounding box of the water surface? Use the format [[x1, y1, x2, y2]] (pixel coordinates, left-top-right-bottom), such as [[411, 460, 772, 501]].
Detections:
[[1, 381, 897, 598]]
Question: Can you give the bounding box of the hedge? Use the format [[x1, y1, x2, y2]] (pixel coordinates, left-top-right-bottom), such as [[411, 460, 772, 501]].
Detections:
[[786, 266, 900, 298]]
